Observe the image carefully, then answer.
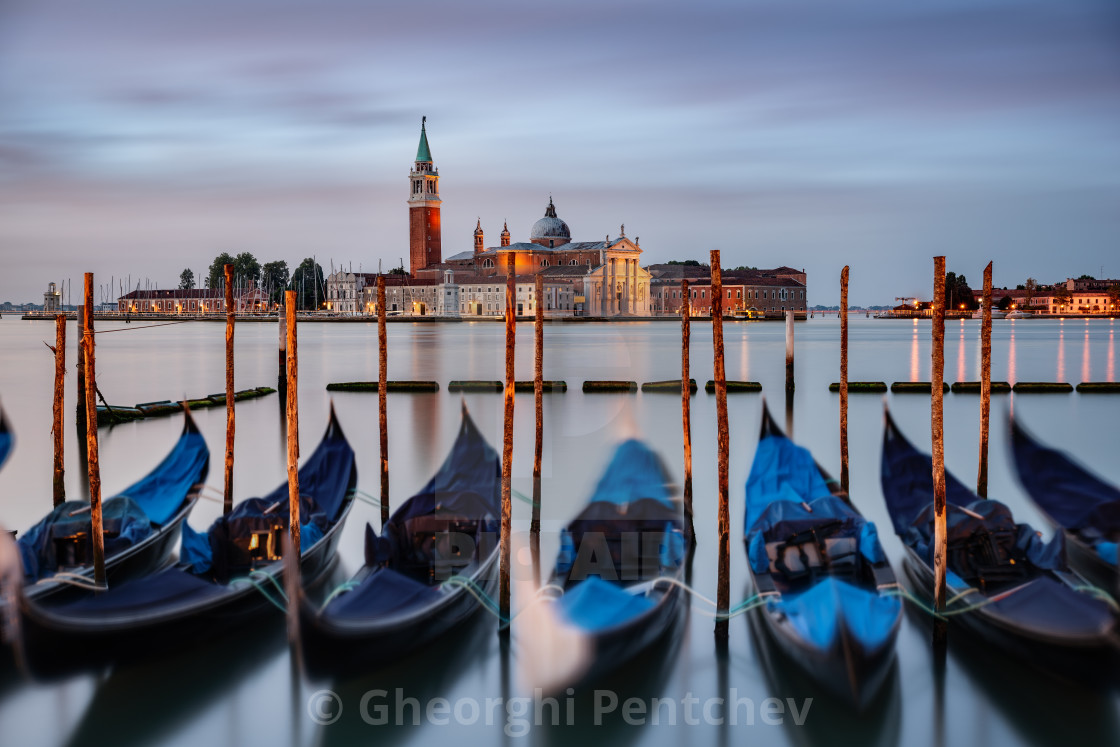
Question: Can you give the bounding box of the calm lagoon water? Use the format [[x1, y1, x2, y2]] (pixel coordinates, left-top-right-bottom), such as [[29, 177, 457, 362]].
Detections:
[[0, 315, 1117, 747]]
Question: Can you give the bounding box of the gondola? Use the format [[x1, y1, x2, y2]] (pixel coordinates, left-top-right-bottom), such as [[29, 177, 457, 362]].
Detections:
[[1009, 414, 1119, 597], [744, 404, 901, 708], [5, 408, 355, 679], [533, 437, 690, 688], [880, 408, 1120, 680], [0, 406, 12, 471], [297, 405, 500, 678], [14, 410, 209, 605]]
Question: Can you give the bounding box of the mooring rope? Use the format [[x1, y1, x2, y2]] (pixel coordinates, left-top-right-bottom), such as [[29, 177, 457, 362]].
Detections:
[[93, 320, 195, 334], [35, 571, 106, 592], [247, 569, 289, 613]]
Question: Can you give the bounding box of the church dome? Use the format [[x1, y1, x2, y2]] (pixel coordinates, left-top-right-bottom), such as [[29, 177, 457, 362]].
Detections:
[[530, 197, 571, 242]]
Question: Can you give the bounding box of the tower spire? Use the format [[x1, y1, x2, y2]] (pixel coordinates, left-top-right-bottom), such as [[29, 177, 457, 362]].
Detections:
[[416, 117, 432, 163]]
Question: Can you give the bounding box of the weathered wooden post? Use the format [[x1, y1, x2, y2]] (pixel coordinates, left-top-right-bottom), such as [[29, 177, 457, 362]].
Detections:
[[977, 261, 993, 497], [285, 290, 301, 567], [378, 274, 389, 526], [711, 251, 730, 639], [932, 256, 947, 645], [82, 274, 106, 587], [840, 266, 850, 495], [52, 314, 66, 506], [224, 264, 235, 515], [500, 254, 516, 633], [681, 278, 695, 540], [532, 273, 544, 534], [284, 289, 302, 648]]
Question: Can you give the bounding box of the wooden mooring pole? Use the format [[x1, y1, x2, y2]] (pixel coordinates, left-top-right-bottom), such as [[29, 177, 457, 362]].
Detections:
[[378, 275, 389, 526], [284, 289, 301, 647], [499, 254, 515, 633], [681, 279, 695, 540], [711, 250, 730, 640], [82, 274, 105, 587], [531, 273, 544, 534], [285, 290, 301, 567], [977, 262, 993, 498], [224, 264, 235, 515], [931, 256, 948, 645], [839, 267, 850, 495], [52, 314, 66, 506]]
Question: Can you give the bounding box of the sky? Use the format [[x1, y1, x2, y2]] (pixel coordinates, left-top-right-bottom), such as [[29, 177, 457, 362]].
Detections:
[[1, 0, 1118, 306]]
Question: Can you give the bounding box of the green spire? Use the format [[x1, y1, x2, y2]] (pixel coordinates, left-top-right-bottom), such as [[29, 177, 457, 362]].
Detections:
[[416, 116, 432, 163]]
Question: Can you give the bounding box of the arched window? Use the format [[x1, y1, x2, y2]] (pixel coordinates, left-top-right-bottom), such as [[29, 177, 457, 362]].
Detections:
[[482, 258, 494, 269], [540, 259, 549, 267], [569, 259, 577, 265]]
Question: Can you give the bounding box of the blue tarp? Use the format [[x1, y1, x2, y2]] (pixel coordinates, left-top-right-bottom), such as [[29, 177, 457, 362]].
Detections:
[[551, 438, 684, 632], [768, 577, 901, 651], [116, 425, 209, 525], [323, 566, 438, 620], [1011, 418, 1120, 569], [180, 415, 355, 578], [15, 416, 209, 584], [0, 410, 12, 471], [556, 575, 656, 632], [17, 498, 153, 584], [319, 409, 500, 619], [586, 439, 675, 509], [879, 418, 983, 536], [881, 414, 1068, 575], [745, 434, 835, 532], [50, 414, 355, 618]]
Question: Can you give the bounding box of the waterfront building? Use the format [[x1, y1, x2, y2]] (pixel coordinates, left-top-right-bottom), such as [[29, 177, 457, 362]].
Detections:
[[325, 271, 379, 314], [359, 271, 576, 317], [116, 287, 270, 313], [43, 282, 61, 312], [650, 267, 808, 316]]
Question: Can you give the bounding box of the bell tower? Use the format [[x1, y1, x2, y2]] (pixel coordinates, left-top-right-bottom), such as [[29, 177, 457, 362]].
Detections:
[[409, 117, 442, 275], [474, 218, 484, 255]]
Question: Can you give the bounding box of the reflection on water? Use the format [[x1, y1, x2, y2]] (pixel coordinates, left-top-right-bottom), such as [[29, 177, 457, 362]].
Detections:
[[1008, 324, 1017, 385], [956, 321, 966, 384], [1109, 328, 1115, 382], [909, 320, 920, 382], [1057, 321, 1065, 382], [1, 317, 1119, 747], [1082, 323, 1091, 383]]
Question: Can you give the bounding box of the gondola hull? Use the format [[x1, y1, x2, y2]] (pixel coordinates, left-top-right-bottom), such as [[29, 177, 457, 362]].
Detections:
[[298, 548, 500, 678], [748, 573, 899, 708], [899, 547, 1119, 684], [568, 582, 687, 686], [13, 497, 351, 680]]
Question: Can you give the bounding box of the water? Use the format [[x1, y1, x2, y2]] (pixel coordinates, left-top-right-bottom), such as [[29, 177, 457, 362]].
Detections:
[[0, 315, 1117, 747]]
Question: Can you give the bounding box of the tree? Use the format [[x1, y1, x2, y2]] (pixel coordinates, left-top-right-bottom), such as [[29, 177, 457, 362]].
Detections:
[[666, 260, 703, 267], [998, 295, 1013, 311], [179, 268, 195, 290], [207, 253, 236, 290], [290, 258, 324, 310], [1077, 274, 1094, 281], [1053, 286, 1072, 308], [729, 265, 758, 272], [233, 252, 261, 288], [1024, 277, 1037, 308], [261, 261, 289, 305], [388, 264, 407, 275], [944, 271, 978, 311], [1108, 285, 1120, 309]]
